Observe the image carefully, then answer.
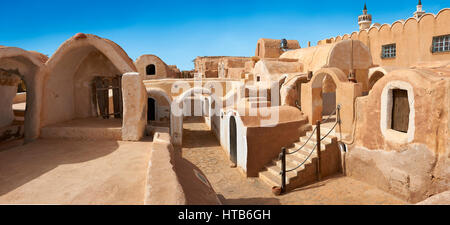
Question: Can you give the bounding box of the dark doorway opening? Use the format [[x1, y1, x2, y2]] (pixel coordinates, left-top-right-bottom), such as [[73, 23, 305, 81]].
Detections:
[[148, 98, 156, 121], [229, 116, 237, 164], [146, 64, 156, 75]]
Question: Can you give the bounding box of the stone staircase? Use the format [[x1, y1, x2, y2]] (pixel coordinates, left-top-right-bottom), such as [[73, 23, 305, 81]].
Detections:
[[258, 122, 341, 191]]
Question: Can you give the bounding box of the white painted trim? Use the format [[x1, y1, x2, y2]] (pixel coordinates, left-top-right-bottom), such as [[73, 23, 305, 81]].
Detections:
[[380, 81, 415, 144]]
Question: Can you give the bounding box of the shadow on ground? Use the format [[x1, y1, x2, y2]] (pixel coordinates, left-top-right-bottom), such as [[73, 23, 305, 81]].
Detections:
[[217, 194, 281, 205], [0, 139, 120, 196]]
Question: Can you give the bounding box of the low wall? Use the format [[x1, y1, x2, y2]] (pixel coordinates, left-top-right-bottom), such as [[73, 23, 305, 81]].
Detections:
[[346, 145, 439, 203], [216, 106, 309, 177], [144, 131, 221, 205], [246, 120, 309, 177]]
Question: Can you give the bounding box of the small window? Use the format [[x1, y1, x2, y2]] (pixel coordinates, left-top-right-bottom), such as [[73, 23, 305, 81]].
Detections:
[[146, 64, 156, 75], [382, 44, 396, 59], [432, 34, 450, 53], [391, 89, 409, 133], [256, 76, 261, 82]]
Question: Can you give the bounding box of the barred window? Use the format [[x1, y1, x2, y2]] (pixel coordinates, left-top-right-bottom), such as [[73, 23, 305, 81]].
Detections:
[[382, 44, 396, 59], [432, 35, 450, 53]]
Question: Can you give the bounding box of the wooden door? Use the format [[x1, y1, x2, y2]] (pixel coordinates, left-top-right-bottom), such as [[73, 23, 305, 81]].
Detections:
[[391, 89, 409, 133], [94, 76, 123, 119]]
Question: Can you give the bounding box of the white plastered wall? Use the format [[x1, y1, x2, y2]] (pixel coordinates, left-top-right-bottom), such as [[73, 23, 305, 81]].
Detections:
[[219, 109, 248, 172]]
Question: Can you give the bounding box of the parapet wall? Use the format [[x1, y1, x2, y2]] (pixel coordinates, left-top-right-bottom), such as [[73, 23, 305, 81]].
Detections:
[[319, 9, 450, 68]]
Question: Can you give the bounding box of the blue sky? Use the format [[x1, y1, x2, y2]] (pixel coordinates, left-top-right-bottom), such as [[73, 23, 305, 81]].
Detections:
[[0, 0, 448, 70]]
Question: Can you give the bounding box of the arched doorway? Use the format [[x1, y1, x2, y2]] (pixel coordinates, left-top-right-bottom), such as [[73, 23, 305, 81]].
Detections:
[[302, 68, 348, 125], [0, 72, 26, 144], [42, 33, 136, 127], [321, 75, 337, 117], [148, 98, 156, 121], [229, 116, 237, 165], [12, 78, 27, 132], [369, 71, 385, 90], [0, 47, 45, 143]]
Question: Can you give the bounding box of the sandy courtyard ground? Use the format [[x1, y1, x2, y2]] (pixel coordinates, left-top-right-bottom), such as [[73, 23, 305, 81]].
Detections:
[[0, 138, 152, 204], [181, 117, 407, 205]]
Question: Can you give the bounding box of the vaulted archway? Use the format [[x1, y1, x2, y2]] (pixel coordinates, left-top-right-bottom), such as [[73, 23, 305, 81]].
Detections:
[[0, 47, 46, 143], [301, 67, 362, 133], [42, 33, 136, 127]]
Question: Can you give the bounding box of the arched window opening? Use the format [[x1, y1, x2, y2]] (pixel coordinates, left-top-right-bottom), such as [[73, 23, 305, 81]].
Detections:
[[146, 64, 156, 75]]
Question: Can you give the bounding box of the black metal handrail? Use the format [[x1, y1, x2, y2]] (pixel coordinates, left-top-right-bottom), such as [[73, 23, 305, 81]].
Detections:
[[283, 119, 338, 173], [284, 105, 340, 156], [278, 105, 341, 194], [285, 125, 317, 155], [284, 143, 317, 173]]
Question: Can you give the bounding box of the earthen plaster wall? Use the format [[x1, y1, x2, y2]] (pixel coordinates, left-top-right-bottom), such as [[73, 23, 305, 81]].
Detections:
[[347, 68, 450, 202], [42, 34, 136, 127], [135, 55, 178, 80], [280, 40, 372, 93], [255, 38, 300, 58], [320, 9, 450, 68], [145, 131, 220, 205], [0, 47, 47, 142]]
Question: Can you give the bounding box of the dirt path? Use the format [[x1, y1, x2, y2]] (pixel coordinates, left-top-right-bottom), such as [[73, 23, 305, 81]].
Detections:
[[181, 117, 407, 205]]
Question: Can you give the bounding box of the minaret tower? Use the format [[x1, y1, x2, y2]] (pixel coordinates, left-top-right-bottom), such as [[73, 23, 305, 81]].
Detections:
[[414, 0, 425, 19], [358, 3, 372, 31]]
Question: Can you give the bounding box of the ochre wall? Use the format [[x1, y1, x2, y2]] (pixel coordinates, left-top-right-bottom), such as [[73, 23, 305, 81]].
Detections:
[[320, 9, 450, 68], [135, 55, 177, 80], [348, 68, 450, 203], [255, 38, 300, 58], [42, 34, 136, 127]]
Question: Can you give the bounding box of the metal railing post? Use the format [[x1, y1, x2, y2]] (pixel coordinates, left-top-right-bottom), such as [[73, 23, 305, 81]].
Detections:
[[281, 147, 286, 193], [316, 120, 322, 181]]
